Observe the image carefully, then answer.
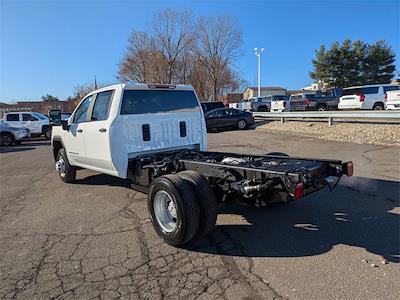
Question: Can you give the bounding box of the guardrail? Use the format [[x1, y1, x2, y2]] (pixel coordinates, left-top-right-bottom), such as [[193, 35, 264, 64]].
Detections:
[[253, 111, 400, 126]]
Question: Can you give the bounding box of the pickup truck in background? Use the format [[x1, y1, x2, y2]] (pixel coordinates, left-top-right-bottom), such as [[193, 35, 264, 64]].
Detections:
[[385, 89, 400, 110], [2, 111, 52, 139], [251, 95, 289, 112], [290, 89, 342, 111], [51, 83, 353, 246]]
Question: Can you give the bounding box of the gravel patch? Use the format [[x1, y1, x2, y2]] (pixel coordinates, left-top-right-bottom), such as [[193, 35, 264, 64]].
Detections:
[[256, 121, 400, 146]]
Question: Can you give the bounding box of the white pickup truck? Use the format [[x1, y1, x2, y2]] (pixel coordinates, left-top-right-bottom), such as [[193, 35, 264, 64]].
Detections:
[[385, 89, 400, 110], [52, 83, 353, 246]]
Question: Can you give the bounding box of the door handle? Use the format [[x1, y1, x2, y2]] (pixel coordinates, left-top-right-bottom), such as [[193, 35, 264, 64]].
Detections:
[[77, 129, 83, 133], [99, 128, 107, 133]]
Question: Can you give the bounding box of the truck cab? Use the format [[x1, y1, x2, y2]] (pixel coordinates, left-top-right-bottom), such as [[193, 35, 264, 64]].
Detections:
[[52, 84, 207, 178]]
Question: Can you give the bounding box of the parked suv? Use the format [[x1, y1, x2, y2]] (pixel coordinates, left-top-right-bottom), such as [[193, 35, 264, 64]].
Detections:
[[0, 123, 30, 146], [251, 95, 289, 112], [338, 84, 400, 110], [2, 112, 51, 139]]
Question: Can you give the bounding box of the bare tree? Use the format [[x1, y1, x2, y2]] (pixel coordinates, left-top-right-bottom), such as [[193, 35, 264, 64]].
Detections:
[[151, 9, 195, 83], [195, 15, 243, 100], [118, 31, 153, 83]]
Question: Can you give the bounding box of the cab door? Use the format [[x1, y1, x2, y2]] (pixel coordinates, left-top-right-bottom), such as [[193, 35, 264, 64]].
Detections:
[[63, 95, 93, 166], [80, 90, 114, 173], [22, 113, 41, 134]]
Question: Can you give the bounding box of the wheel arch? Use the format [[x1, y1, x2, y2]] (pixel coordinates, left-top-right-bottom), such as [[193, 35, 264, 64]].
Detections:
[[52, 137, 65, 161]]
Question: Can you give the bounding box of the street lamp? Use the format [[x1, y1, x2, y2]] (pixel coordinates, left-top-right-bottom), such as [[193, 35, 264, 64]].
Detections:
[[254, 47, 264, 98]]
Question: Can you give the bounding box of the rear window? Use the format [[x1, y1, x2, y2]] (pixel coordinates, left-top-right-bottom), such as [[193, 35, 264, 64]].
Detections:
[[383, 86, 400, 93], [343, 88, 362, 96], [290, 95, 302, 100], [121, 90, 200, 115], [362, 87, 379, 94], [274, 95, 288, 101]]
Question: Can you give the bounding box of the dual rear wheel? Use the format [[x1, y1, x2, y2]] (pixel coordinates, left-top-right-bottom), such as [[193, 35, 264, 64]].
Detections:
[[148, 171, 217, 246]]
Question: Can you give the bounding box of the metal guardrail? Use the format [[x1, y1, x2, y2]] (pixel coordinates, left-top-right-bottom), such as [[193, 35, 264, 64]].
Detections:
[[253, 111, 400, 126]]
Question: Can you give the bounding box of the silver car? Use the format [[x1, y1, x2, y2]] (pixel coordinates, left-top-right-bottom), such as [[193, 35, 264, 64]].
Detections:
[[0, 123, 30, 146]]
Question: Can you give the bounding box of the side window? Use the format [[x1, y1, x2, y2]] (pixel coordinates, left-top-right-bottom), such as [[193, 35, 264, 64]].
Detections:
[[362, 87, 379, 94], [91, 91, 113, 121], [383, 86, 400, 93], [216, 110, 225, 117], [6, 114, 19, 121], [74, 95, 93, 123], [22, 114, 38, 121]]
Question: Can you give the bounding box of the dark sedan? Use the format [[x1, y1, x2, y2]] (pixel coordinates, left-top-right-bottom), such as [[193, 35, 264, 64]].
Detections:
[[205, 108, 254, 130]]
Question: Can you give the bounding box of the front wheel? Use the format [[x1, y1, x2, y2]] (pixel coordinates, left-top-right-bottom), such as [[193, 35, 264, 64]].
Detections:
[[56, 148, 76, 183], [373, 103, 384, 110], [316, 105, 327, 111], [0, 133, 14, 146], [237, 119, 247, 130]]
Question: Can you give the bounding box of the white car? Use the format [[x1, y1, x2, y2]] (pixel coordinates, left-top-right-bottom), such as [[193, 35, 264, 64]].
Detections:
[[2, 111, 51, 139], [385, 89, 400, 110], [338, 84, 400, 110], [236, 99, 252, 111]]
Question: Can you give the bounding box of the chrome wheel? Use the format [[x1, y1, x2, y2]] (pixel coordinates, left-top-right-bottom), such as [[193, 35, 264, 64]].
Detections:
[[56, 156, 66, 178], [237, 120, 246, 129], [153, 190, 177, 232]]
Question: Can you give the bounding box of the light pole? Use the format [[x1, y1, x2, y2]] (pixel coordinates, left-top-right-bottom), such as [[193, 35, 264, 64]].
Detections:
[[254, 47, 264, 98]]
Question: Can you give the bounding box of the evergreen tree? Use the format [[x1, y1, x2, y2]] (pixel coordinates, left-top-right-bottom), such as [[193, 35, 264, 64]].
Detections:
[[363, 41, 396, 84]]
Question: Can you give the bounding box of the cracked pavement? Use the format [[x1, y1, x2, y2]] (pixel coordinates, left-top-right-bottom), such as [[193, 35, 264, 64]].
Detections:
[[1, 129, 399, 299]]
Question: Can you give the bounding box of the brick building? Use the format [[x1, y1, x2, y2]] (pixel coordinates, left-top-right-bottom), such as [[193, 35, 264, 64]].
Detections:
[[0, 99, 77, 117]]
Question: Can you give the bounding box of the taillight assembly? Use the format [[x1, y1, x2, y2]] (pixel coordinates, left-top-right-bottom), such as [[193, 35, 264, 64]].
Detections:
[[384, 93, 387, 101], [359, 94, 365, 102], [294, 182, 304, 200], [305, 98, 310, 106], [283, 101, 286, 108], [342, 162, 353, 177]]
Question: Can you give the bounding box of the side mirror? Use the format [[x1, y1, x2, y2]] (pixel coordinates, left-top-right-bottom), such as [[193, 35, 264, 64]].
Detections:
[[61, 120, 70, 131]]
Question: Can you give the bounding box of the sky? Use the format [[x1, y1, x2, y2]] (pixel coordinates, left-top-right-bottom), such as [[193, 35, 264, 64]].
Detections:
[[1, 0, 399, 102]]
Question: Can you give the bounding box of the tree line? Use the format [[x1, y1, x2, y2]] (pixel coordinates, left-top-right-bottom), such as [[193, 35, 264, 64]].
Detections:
[[310, 39, 396, 88], [117, 9, 245, 101]]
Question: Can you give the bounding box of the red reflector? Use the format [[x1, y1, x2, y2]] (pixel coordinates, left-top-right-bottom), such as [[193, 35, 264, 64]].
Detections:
[[346, 162, 353, 177], [148, 84, 176, 89], [359, 94, 365, 102], [294, 182, 304, 200]]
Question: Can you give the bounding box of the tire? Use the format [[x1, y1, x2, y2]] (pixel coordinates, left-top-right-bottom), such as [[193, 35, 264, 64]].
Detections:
[[237, 119, 247, 130], [148, 174, 200, 246], [56, 148, 76, 183], [177, 171, 217, 238], [266, 152, 289, 157], [44, 127, 52, 140], [0, 133, 14, 146], [373, 103, 384, 110], [316, 104, 327, 111]]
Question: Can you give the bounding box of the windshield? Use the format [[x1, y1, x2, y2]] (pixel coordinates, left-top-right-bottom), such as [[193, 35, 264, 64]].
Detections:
[[121, 90, 200, 114], [32, 112, 48, 120]]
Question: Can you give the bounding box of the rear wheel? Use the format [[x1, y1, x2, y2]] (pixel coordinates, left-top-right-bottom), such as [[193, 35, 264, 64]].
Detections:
[[177, 171, 217, 238], [44, 127, 52, 140], [56, 148, 76, 183], [237, 119, 247, 130], [0, 133, 14, 146], [316, 104, 327, 111], [148, 175, 200, 246], [373, 103, 384, 110]]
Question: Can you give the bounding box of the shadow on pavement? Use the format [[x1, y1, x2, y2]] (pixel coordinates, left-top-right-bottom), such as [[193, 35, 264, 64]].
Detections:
[[75, 174, 131, 188], [191, 176, 400, 263], [0, 146, 36, 153]]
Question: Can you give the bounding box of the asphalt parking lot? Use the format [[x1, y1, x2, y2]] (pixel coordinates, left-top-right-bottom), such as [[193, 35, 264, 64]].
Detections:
[[1, 129, 399, 299]]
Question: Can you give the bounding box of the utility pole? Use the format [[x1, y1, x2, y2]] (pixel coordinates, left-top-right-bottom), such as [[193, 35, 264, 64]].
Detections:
[[254, 48, 264, 98]]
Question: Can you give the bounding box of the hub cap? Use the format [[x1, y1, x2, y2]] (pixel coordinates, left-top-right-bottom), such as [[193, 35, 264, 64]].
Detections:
[[238, 120, 246, 129], [56, 156, 66, 178], [153, 190, 177, 232], [1, 135, 12, 146]]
